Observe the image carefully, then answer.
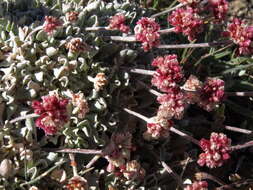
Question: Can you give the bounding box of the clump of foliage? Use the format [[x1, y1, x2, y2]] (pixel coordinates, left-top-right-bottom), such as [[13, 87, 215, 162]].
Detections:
[[1, 0, 253, 189]]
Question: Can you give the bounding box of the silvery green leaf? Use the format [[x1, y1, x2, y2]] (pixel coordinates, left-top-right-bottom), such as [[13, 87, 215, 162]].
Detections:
[[94, 97, 107, 111], [46, 47, 58, 57], [85, 0, 101, 12], [34, 72, 44, 82], [28, 89, 37, 98]]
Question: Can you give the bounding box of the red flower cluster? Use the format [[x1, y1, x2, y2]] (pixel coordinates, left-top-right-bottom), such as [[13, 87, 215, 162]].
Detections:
[[157, 88, 186, 119], [198, 78, 225, 112], [198, 133, 231, 168], [208, 0, 228, 22], [43, 16, 63, 34], [184, 181, 208, 190], [134, 17, 160, 51], [168, 7, 203, 41], [32, 94, 69, 135], [143, 117, 173, 140], [151, 54, 183, 92], [108, 14, 130, 33], [224, 18, 253, 55]]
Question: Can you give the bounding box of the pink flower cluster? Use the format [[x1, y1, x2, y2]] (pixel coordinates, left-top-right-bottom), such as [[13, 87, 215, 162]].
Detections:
[[184, 181, 208, 190], [103, 132, 133, 172], [144, 117, 173, 140], [198, 132, 231, 168], [157, 88, 186, 119], [151, 55, 186, 120], [151, 54, 183, 92], [32, 94, 69, 135], [183, 76, 225, 111], [168, 7, 203, 41], [199, 77, 225, 112], [224, 18, 253, 55], [134, 17, 160, 51], [43, 16, 63, 34], [108, 14, 130, 33], [208, 0, 228, 21]]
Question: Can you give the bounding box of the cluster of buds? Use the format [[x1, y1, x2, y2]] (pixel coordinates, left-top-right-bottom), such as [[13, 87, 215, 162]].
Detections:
[[151, 55, 186, 120], [183, 76, 225, 111], [134, 17, 160, 51], [197, 132, 231, 168], [66, 11, 79, 22], [68, 91, 89, 119], [93, 73, 108, 91], [184, 181, 208, 190], [143, 116, 173, 141], [198, 77, 225, 112], [208, 0, 229, 21], [43, 16, 63, 34], [168, 7, 203, 41], [151, 54, 184, 92], [65, 176, 88, 190], [103, 132, 133, 172], [117, 160, 146, 180], [157, 88, 186, 120], [108, 14, 130, 33], [65, 38, 90, 53], [32, 93, 69, 135], [224, 18, 253, 55]]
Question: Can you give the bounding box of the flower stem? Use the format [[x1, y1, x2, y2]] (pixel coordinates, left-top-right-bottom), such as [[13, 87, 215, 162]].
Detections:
[[43, 148, 102, 155], [230, 140, 253, 151], [151, 3, 185, 18], [20, 159, 66, 187], [161, 161, 184, 189], [85, 155, 101, 169], [85, 26, 110, 31], [224, 125, 252, 135], [10, 113, 39, 124], [225, 92, 253, 96], [109, 35, 136, 42], [136, 80, 163, 96], [159, 28, 175, 34], [157, 40, 232, 49], [127, 68, 156, 76], [170, 127, 200, 146], [123, 108, 150, 122], [123, 108, 200, 145], [69, 153, 78, 176]]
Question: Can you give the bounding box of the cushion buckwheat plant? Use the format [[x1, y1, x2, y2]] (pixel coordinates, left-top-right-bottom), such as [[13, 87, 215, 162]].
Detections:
[[1, 0, 253, 189]]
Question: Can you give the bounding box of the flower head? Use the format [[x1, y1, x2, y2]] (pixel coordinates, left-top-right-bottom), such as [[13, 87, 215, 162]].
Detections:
[[65, 176, 88, 190], [43, 16, 63, 34], [109, 14, 130, 33], [182, 75, 203, 104], [157, 88, 186, 119], [134, 17, 160, 51], [184, 181, 208, 190], [198, 78, 225, 111], [151, 54, 183, 92], [103, 132, 133, 171], [143, 116, 173, 141], [69, 92, 89, 119], [94, 73, 108, 91], [168, 7, 203, 41], [197, 132, 231, 168], [66, 11, 79, 22], [65, 38, 89, 53], [32, 94, 69, 135], [224, 18, 253, 55], [208, 0, 228, 22], [121, 160, 146, 180]]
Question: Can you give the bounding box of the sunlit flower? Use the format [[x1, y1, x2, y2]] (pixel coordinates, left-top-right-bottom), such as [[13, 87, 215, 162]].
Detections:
[[184, 181, 208, 190], [109, 14, 130, 33], [32, 94, 69, 135], [134, 17, 160, 51], [197, 132, 231, 168], [43, 16, 62, 34]]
